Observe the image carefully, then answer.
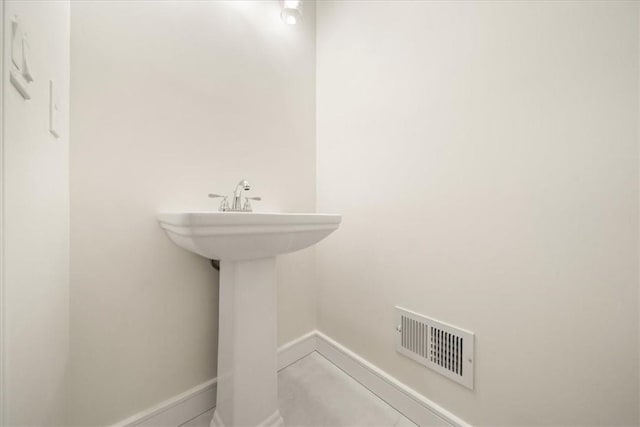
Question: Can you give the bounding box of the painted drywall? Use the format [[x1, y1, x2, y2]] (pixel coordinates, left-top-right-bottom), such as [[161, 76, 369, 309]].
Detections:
[[2, 0, 70, 425], [316, 1, 639, 425], [0, 0, 5, 418], [69, 1, 316, 425]]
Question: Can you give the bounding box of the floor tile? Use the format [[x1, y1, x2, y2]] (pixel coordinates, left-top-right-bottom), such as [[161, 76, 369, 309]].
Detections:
[[278, 352, 414, 427], [180, 408, 214, 427], [181, 353, 417, 427], [393, 415, 418, 427]]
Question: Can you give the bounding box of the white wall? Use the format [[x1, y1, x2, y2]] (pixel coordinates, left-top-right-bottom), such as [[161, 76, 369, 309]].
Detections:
[[316, 1, 639, 425], [69, 1, 316, 425], [2, 0, 70, 425], [1, 0, 5, 417]]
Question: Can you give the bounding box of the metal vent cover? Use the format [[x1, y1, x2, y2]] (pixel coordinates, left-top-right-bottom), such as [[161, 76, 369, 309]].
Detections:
[[395, 306, 474, 389]]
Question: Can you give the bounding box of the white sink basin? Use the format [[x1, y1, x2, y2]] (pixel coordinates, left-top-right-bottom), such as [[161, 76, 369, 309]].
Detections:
[[157, 211, 341, 260], [157, 211, 341, 427]]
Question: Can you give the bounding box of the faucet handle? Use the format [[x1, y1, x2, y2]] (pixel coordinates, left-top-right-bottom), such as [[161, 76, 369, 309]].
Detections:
[[208, 193, 230, 212], [242, 196, 262, 212]]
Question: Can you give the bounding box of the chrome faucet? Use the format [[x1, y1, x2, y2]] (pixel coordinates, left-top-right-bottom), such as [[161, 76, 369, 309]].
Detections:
[[232, 180, 251, 211], [208, 179, 261, 212]]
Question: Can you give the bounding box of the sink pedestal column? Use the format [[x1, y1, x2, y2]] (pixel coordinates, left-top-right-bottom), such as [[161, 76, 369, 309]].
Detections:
[[211, 257, 284, 427]]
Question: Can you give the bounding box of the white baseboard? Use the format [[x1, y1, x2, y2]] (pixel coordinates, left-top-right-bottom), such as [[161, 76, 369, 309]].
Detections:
[[112, 330, 470, 427], [111, 332, 317, 427], [277, 331, 317, 371], [315, 331, 471, 427], [113, 378, 217, 427]]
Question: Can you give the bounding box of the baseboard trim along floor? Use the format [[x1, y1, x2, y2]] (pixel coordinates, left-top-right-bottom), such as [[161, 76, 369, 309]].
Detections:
[[112, 378, 218, 427], [111, 330, 470, 427], [314, 332, 470, 427]]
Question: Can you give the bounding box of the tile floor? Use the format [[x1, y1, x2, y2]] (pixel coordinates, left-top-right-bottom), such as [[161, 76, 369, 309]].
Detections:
[[181, 352, 416, 427]]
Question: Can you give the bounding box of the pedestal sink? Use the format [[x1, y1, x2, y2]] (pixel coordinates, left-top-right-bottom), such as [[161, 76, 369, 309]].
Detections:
[[157, 212, 341, 427]]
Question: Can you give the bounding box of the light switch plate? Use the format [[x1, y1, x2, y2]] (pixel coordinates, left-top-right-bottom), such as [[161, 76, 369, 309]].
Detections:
[[49, 80, 60, 138]]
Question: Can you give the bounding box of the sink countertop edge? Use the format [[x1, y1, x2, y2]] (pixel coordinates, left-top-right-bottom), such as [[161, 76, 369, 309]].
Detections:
[[157, 212, 342, 227]]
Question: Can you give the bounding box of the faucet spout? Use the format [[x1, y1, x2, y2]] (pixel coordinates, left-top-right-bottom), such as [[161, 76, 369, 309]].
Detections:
[[232, 180, 250, 210], [208, 179, 260, 212]]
